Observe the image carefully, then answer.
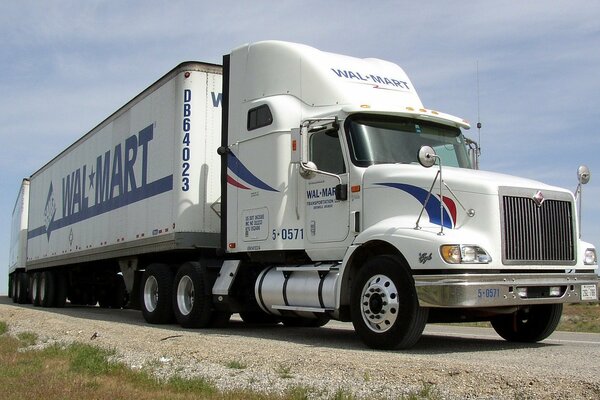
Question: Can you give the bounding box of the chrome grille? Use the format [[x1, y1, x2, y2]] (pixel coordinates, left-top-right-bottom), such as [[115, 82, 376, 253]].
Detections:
[[502, 195, 574, 264]]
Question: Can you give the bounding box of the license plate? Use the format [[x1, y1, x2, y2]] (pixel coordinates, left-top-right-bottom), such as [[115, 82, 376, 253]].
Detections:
[[581, 284, 598, 301]]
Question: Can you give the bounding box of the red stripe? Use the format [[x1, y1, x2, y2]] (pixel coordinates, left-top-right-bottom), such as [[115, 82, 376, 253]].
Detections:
[[227, 175, 251, 190], [442, 196, 457, 226]]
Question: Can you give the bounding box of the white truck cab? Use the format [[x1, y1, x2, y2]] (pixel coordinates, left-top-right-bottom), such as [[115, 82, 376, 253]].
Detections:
[[220, 41, 597, 349]]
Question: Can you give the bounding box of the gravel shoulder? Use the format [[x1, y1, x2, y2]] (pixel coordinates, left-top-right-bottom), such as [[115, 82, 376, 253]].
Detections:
[[1, 298, 599, 399]]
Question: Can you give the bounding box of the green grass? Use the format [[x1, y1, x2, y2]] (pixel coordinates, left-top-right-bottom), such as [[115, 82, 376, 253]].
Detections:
[[225, 360, 247, 370], [401, 383, 442, 400], [276, 364, 293, 379], [16, 331, 38, 347], [558, 303, 600, 333], [1, 322, 376, 400]]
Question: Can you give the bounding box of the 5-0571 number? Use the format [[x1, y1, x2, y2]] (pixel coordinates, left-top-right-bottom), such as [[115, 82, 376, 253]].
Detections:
[[478, 288, 500, 298], [272, 228, 304, 240]]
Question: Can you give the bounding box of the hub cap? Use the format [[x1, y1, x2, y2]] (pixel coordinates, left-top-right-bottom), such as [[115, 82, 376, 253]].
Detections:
[[143, 276, 159, 312], [360, 274, 399, 333], [176, 275, 194, 316]]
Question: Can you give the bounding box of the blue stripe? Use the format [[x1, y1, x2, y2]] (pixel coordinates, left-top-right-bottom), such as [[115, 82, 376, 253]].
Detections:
[[28, 175, 173, 240], [228, 152, 278, 192], [376, 182, 453, 229]]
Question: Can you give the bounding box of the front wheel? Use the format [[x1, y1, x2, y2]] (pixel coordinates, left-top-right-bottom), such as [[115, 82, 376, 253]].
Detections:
[[350, 255, 428, 350], [491, 304, 563, 342]]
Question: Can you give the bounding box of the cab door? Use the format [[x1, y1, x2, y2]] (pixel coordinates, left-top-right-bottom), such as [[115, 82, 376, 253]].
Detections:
[[304, 128, 350, 244]]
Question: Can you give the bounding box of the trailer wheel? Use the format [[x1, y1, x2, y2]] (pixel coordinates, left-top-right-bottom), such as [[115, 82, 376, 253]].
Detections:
[[8, 274, 13, 300], [15, 272, 28, 304], [39, 271, 56, 307], [141, 264, 174, 324], [31, 272, 42, 307], [350, 255, 428, 350], [173, 262, 214, 328], [491, 304, 562, 342]]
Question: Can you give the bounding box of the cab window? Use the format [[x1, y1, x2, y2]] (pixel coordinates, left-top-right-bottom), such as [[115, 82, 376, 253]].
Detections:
[[310, 129, 346, 174]]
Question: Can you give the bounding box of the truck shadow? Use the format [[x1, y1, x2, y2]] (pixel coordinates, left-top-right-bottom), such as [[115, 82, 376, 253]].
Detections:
[[1, 299, 556, 355]]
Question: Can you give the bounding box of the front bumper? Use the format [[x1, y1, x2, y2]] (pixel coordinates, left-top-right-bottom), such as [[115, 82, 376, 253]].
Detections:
[[415, 273, 599, 307]]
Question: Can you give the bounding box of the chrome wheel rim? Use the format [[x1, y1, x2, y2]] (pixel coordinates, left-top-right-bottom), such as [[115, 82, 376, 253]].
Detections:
[[143, 276, 159, 312], [176, 275, 194, 316], [360, 274, 399, 333], [39, 274, 46, 301]]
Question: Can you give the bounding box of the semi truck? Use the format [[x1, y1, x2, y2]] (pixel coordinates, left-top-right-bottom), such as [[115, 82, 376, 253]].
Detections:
[[8, 41, 598, 349]]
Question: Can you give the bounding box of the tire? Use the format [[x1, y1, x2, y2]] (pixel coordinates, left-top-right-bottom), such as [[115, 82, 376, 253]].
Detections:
[[350, 255, 428, 350], [15, 272, 29, 304], [39, 271, 56, 307], [8, 274, 13, 300], [140, 264, 174, 324], [10, 273, 18, 303], [172, 262, 214, 328], [491, 304, 563, 343], [31, 272, 41, 307]]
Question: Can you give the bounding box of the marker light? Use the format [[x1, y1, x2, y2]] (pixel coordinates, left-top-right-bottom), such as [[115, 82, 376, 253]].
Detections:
[[440, 245, 461, 264], [440, 245, 492, 264], [549, 287, 562, 297], [517, 287, 528, 298], [584, 248, 597, 265]]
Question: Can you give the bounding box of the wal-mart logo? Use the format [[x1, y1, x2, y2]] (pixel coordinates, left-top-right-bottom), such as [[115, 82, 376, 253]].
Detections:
[[29, 124, 173, 240]]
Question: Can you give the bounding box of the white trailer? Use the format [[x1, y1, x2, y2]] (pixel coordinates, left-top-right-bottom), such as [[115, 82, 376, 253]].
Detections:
[[8, 41, 598, 349], [8, 179, 29, 302]]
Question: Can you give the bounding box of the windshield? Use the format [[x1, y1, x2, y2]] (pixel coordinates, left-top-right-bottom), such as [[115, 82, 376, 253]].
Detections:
[[345, 115, 472, 168]]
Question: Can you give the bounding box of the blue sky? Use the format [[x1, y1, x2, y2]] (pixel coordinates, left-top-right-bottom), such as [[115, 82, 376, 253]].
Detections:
[[1, 1, 599, 295]]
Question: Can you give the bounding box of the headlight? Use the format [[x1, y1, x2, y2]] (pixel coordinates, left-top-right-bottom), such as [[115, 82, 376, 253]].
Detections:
[[440, 245, 492, 264], [584, 248, 597, 265]]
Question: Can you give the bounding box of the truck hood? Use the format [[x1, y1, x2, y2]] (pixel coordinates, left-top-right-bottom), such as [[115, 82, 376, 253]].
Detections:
[[362, 163, 570, 197]]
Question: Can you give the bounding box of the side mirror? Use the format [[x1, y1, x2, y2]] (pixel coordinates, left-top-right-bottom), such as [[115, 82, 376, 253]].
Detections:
[[578, 165, 590, 185], [417, 146, 437, 168], [300, 161, 318, 179]]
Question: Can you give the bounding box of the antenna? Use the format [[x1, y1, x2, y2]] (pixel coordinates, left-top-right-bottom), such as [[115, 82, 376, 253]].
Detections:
[[476, 61, 482, 159]]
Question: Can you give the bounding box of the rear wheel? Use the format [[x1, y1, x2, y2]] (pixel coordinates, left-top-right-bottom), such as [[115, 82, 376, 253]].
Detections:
[[140, 264, 174, 324], [350, 255, 428, 350], [39, 271, 56, 307], [8, 274, 13, 300], [491, 304, 563, 342], [173, 262, 215, 328], [31, 272, 41, 307], [15, 272, 28, 304]]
